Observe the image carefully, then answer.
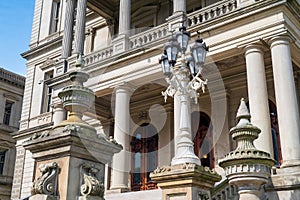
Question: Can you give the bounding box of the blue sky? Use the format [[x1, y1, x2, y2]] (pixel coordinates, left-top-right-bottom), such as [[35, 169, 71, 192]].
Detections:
[[0, 0, 35, 76]]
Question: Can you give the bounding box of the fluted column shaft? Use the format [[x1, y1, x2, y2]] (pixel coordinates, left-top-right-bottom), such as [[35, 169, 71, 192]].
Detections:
[[61, 0, 76, 59], [245, 44, 274, 158], [270, 36, 300, 167], [119, 0, 131, 35], [173, 0, 186, 13], [74, 0, 87, 55], [110, 84, 131, 192]]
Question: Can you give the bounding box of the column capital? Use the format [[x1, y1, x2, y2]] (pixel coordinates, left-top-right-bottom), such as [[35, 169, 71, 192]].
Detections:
[[114, 82, 136, 93], [244, 43, 265, 56], [268, 35, 295, 48]]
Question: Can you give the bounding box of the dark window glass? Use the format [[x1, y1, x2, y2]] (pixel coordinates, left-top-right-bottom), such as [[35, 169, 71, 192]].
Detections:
[[3, 101, 13, 125]]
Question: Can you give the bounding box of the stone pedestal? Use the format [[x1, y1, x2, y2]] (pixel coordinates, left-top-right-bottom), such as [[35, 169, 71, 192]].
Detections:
[[23, 124, 122, 200], [112, 34, 130, 54], [24, 58, 122, 200], [150, 164, 221, 200], [219, 99, 275, 200]]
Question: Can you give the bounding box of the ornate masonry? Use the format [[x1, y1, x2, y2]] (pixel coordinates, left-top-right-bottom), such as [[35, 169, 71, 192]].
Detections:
[[23, 57, 122, 200], [219, 98, 275, 200], [150, 163, 221, 199]]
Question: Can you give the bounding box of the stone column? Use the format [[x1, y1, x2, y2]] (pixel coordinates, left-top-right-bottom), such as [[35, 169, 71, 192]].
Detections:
[[61, 0, 76, 59], [74, 0, 87, 55], [52, 102, 66, 126], [119, 0, 131, 35], [269, 36, 300, 168], [245, 44, 274, 158], [110, 84, 132, 192], [173, 0, 186, 13], [112, 0, 131, 54]]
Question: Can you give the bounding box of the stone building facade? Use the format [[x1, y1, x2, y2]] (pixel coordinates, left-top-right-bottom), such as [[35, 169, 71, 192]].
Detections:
[[0, 68, 25, 200], [11, 0, 300, 199]]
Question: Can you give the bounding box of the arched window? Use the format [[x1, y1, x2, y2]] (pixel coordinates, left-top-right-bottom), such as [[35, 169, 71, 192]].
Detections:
[[191, 112, 214, 168], [130, 124, 158, 191]]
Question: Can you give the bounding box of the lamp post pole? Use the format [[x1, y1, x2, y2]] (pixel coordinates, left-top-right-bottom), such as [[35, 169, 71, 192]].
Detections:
[[160, 28, 208, 166]]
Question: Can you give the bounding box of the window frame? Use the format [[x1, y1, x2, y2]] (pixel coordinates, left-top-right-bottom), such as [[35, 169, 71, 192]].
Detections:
[[49, 0, 61, 34], [3, 100, 14, 126]]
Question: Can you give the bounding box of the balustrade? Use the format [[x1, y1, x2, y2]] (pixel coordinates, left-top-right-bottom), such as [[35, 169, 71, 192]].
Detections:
[[187, 0, 237, 27]]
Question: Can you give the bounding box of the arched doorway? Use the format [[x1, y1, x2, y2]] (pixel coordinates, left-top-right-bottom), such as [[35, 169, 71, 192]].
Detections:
[[269, 100, 282, 166], [191, 112, 214, 168], [130, 123, 158, 191]]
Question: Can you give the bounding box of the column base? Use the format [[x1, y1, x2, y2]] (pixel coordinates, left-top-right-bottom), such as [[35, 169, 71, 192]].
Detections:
[[112, 34, 129, 54], [166, 12, 186, 31], [150, 164, 221, 200]]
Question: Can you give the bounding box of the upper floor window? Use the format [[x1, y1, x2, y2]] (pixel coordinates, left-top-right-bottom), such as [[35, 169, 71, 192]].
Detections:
[[49, 0, 61, 34], [41, 70, 54, 113], [0, 150, 6, 175], [3, 100, 14, 125]]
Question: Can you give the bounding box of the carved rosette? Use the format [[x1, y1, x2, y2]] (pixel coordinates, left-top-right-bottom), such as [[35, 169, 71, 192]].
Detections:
[[31, 162, 59, 195], [80, 163, 104, 197]]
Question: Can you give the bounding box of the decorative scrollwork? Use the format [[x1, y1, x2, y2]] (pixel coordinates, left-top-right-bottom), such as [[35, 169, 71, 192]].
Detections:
[[198, 190, 209, 200], [190, 76, 207, 93], [161, 85, 177, 102], [152, 166, 171, 174], [31, 162, 59, 195], [80, 163, 104, 197], [29, 130, 50, 141], [63, 124, 82, 133]]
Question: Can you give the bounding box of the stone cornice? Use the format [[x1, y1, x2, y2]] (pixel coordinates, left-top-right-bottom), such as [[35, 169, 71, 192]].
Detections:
[[21, 36, 63, 60]]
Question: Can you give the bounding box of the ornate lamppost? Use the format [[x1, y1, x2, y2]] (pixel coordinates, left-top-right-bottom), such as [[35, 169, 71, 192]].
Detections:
[[159, 27, 208, 166]]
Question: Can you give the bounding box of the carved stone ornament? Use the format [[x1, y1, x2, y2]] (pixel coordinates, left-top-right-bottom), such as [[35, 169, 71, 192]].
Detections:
[[63, 124, 82, 133], [29, 130, 50, 141], [80, 163, 104, 197], [31, 162, 59, 195]]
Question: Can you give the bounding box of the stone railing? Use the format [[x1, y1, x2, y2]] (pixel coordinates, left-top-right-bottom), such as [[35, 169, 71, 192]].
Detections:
[[211, 180, 238, 200], [0, 68, 25, 86], [187, 0, 237, 27], [83, 0, 238, 67], [129, 23, 169, 49], [84, 45, 113, 66]]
